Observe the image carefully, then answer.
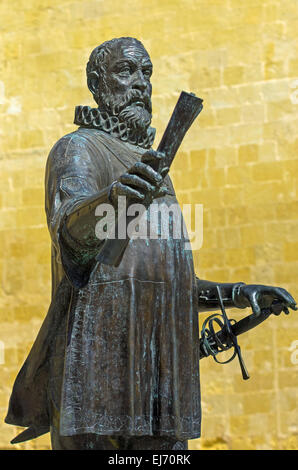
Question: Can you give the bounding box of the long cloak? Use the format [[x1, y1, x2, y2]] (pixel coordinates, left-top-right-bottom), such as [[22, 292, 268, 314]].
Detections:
[[6, 127, 201, 440]]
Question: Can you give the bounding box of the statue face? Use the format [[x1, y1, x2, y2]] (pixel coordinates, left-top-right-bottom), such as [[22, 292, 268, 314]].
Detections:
[[98, 41, 153, 131]]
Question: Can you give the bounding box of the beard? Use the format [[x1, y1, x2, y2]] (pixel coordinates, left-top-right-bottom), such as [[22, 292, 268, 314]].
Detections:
[[118, 103, 152, 131], [98, 87, 152, 132]]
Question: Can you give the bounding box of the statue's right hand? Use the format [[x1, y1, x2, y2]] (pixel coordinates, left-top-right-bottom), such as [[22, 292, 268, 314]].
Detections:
[[109, 150, 169, 205]]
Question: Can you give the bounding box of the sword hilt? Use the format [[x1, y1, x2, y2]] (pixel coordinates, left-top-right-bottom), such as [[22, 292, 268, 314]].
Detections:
[[233, 342, 250, 380], [200, 287, 250, 380], [216, 286, 250, 380], [200, 292, 287, 380]]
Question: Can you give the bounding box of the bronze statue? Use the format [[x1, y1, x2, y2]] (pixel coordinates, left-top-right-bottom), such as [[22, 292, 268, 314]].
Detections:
[[5, 37, 297, 450]]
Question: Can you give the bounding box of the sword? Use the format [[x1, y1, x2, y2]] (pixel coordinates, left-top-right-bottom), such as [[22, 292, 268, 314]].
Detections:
[[199, 286, 285, 380]]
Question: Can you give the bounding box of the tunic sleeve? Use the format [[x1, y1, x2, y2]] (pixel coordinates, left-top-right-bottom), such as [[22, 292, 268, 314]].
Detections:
[[45, 132, 111, 288], [196, 277, 243, 311]]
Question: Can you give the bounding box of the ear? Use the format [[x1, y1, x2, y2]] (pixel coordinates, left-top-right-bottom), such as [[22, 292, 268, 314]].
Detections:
[[87, 70, 100, 102]]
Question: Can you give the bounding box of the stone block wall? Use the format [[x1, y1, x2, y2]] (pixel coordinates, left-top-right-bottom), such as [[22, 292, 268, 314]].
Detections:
[[0, 0, 297, 450]]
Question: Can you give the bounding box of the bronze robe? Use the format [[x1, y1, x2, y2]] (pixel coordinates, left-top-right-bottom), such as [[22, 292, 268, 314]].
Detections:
[[6, 127, 201, 440]]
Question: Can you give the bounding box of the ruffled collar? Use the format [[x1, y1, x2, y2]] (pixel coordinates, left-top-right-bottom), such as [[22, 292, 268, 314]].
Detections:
[[74, 105, 155, 149]]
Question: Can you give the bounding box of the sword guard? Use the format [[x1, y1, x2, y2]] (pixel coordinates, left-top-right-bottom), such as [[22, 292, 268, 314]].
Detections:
[[200, 286, 250, 380], [236, 345, 250, 380]]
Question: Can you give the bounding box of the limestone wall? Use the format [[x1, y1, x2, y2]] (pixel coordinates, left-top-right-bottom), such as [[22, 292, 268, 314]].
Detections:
[[0, 0, 297, 450]]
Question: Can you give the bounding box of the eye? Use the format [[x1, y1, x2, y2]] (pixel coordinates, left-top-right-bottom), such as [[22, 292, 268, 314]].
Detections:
[[118, 66, 131, 76], [143, 68, 152, 79]]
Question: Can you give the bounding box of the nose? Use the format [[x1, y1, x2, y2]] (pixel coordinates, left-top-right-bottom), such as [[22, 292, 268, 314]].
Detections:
[[132, 70, 147, 92]]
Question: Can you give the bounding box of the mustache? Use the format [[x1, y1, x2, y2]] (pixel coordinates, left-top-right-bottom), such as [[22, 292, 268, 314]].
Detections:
[[113, 89, 152, 115]]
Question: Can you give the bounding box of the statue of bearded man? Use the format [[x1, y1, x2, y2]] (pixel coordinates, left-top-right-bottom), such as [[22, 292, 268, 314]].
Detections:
[[5, 37, 296, 450]]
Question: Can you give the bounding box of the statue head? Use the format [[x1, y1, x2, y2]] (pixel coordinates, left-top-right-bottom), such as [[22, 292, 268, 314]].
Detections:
[[86, 37, 153, 131]]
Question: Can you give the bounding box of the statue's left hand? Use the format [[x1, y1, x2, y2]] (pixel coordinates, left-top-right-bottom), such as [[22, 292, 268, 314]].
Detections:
[[234, 284, 297, 317]]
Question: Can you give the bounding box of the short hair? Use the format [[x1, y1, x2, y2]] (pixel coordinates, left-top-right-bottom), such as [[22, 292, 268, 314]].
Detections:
[[86, 37, 147, 83]]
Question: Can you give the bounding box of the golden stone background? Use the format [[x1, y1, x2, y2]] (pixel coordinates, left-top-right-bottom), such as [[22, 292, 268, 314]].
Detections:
[[0, 0, 297, 450]]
